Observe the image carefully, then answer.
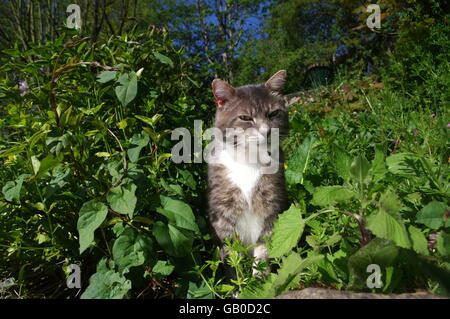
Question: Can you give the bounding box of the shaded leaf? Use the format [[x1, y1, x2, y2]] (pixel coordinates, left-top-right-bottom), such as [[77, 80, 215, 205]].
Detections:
[[437, 232, 450, 257], [107, 183, 137, 218], [153, 221, 194, 257], [370, 146, 387, 183], [97, 71, 117, 83], [408, 225, 429, 256], [348, 238, 400, 289], [112, 226, 153, 272], [77, 200, 108, 253], [127, 131, 150, 163], [334, 149, 352, 183], [386, 153, 420, 176], [416, 201, 447, 230], [153, 52, 174, 67], [350, 154, 371, 185], [2, 174, 29, 203]]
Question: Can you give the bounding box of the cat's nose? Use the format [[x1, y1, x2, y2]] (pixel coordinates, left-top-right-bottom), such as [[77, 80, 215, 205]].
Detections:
[[259, 124, 270, 137]]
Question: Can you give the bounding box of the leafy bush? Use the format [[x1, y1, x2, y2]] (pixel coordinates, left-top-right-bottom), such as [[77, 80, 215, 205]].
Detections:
[[0, 28, 214, 298], [1, 23, 449, 299], [197, 76, 450, 299]]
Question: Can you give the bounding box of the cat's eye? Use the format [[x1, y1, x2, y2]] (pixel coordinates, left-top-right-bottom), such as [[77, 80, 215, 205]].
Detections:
[[239, 115, 253, 121], [268, 109, 281, 118]]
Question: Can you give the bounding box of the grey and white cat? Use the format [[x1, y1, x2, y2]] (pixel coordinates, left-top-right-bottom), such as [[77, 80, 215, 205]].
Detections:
[[207, 70, 289, 276]]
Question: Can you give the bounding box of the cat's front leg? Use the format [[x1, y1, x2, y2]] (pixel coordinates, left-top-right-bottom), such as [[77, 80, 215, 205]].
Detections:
[[252, 243, 270, 278]]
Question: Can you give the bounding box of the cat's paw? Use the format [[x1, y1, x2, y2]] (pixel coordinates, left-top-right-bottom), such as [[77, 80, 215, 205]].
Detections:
[[252, 267, 270, 279]]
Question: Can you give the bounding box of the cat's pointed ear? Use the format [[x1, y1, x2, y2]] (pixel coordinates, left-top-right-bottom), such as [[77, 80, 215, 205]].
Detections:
[[265, 70, 287, 95], [212, 79, 235, 108]]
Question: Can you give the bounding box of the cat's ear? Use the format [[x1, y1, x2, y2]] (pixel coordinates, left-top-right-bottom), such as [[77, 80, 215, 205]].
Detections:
[[265, 70, 287, 95], [212, 79, 236, 108]]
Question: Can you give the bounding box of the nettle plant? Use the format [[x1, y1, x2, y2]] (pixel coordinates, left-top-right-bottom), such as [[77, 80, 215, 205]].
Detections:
[[0, 28, 212, 298], [278, 105, 450, 294], [200, 141, 449, 298]]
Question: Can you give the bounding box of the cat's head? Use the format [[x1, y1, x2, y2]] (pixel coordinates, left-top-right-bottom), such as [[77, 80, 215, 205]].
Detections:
[[211, 70, 289, 146]]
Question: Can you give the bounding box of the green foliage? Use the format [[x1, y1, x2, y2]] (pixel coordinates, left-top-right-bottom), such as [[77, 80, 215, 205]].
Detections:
[[80, 258, 132, 299], [269, 204, 305, 258], [0, 27, 211, 298], [311, 186, 357, 206], [115, 72, 138, 107], [366, 192, 411, 249], [240, 253, 323, 299], [285, 135, 316, 185], [78, 201, 109, 254], [107, 183, 138, 218], [112, 226, 153, 272], [416, 201, 449, 230], [1, 1, 450, 299]]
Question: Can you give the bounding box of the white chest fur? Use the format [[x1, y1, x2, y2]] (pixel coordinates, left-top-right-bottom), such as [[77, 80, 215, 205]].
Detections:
[[217, 149, 264, 246]]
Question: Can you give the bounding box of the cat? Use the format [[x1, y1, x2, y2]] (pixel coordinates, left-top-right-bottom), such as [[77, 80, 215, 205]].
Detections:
[[207, 70, 289, 277]]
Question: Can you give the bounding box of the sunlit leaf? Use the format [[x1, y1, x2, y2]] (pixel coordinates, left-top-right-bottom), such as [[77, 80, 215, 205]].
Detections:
[[269, 205, 305, 258]]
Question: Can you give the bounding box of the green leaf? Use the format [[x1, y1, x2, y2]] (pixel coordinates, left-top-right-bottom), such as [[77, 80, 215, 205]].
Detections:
[[334, 149, 352, 184], [35, 155, 60, 179], [95, 152, 111, 157], [31, 156, 40, 175], [187, 281, 214, 299], [240, 253, 323, 298], [285, 135, 316, 185], [153, 221, 194, 257], [324, 233, 342, 247], [370, 146, 387, 183], [0, 144, 26, 158], [152, 260, 175, 277], [166, 223, 194, 257], [80, 258, 131, 299], [348, 238, 400, 289], [135, 114, 162, 127], [408, 225, 429, 256], [157, 195, 199, 232], [107, 183, 137, 218], [77, 200, 108, 254], [311, 186, 357, 207], [271, 253, 323, 297], [46, 133, 71, 155], [269, 205, 305, 258], [177, 169, 197, 190], [153, 52, 174, 67], [349, 154, 371, 185], [35, 232, 50, 244], [386, 153, 419, 176], [366, 192, 411, 249], [416, 201, 447, 230], [437, 232, 450, 257], [115, 72, 138, 107], [127, 131, 150, 163], [28, 127, 51, 149], [97, 71, 117, 83], [3, 48, 20, 57], [2, 173, 29, 203], [112, 226, 153, 272]]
